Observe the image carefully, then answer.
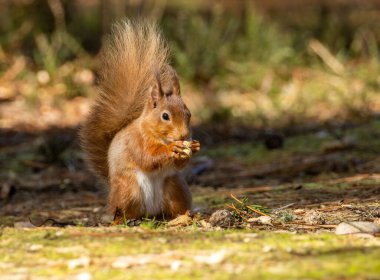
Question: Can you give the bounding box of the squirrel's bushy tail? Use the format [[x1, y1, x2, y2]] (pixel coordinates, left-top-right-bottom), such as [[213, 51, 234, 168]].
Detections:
[[80, 20, 169, 178]]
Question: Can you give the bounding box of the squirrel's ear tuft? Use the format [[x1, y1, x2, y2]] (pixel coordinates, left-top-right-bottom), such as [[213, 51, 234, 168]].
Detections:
[[167, 66, 180, 96], [150, 70, 164, 108], [150, 85, 160, 108]]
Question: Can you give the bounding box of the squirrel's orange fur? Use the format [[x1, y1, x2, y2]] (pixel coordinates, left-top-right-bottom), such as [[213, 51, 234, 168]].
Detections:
[[80, 20, 200, 221]]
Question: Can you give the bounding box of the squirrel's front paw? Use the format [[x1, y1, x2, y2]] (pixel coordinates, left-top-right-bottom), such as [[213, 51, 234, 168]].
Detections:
[[170, 141, 191, 160], [190, 140, 201, 154]]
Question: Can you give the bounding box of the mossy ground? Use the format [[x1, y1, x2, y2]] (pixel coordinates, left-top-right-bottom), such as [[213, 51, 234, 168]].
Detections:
[[2, 3, 380, 278], [2, 120, 380, 279], [1, 227, 380, 280]]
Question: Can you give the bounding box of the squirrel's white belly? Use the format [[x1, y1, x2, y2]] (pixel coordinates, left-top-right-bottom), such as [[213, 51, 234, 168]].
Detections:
[[136, 169, 175, 216]]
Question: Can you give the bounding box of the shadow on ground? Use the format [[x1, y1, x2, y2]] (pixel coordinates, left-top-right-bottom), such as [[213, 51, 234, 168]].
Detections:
[[1, 118, 380, 228]]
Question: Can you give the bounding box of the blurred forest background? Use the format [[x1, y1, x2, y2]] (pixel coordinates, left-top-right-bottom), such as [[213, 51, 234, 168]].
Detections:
[[2, 1, 380, 279], [1, 0, 380, 131], [2, 0, 380, 219]]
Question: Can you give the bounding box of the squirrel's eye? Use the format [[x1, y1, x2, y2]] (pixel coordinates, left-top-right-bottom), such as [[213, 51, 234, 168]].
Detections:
[[162, 112, 170, 121]]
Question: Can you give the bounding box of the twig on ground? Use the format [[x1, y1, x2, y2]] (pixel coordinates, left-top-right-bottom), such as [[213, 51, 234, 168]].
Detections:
[[226, 203, 247, 221], [29, 217, 76, 227], [230, 194, 270, 217], [284, 223, 336, 229], [273, 203, 295, 211]]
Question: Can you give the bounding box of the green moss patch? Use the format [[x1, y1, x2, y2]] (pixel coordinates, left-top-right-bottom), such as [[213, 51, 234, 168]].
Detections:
[[1, 227, 379, 279]]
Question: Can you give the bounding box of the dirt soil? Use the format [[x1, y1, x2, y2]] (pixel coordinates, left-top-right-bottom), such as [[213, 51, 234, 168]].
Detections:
[[1, 99, 380, 279]]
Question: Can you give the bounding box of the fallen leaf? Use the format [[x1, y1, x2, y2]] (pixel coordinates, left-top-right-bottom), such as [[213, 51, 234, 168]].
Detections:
[[167, 215, 193, 227], [293, 209, 305, 215]]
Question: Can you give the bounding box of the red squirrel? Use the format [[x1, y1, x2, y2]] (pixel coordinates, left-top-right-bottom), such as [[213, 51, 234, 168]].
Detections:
[[80, 20, 200, 223]]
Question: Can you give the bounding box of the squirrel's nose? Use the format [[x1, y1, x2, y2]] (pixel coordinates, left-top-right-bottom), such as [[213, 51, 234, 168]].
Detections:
[[179, 131, 190, 141]]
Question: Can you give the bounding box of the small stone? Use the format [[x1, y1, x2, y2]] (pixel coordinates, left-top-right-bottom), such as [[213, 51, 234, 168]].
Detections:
[[262, 245, 274, 253], [244, 233, 259, 239], [194, 250, 226, 265], [304, 210, 325, 225], [170, 260, 182, 271], [112, 257, 134, 268], [248, 215, 272, 225], [126, 219, 141, 227], [29, 244, 43, 252], [67, 257, 90, 269], [209, 210, 234, 228], [100, 214, 113, 224], [14, 221, 35, 228], [76, 272, 92, 280], [315, 130, 330, 139], [335, 221, 380, 235], [285, 247, 293, 253]]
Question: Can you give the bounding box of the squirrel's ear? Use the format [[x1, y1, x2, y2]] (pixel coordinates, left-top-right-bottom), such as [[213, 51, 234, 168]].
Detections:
[[150, 85, 160, 108], [150, 72, 164, 108], [167, 66, 180, 96]]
